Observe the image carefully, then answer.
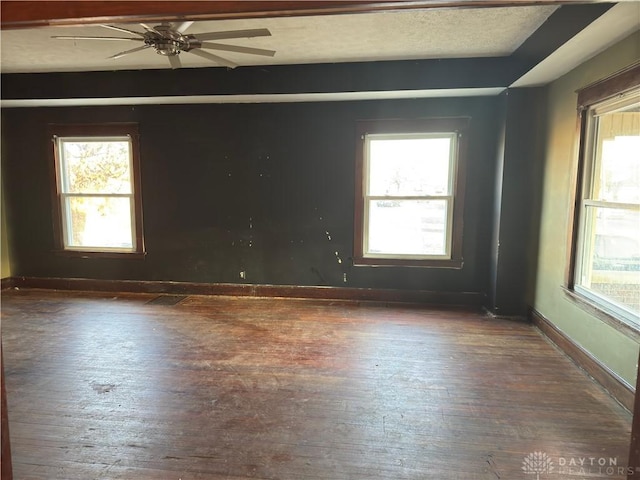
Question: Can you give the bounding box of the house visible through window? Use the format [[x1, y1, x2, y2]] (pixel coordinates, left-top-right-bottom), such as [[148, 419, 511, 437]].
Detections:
[[354, 118, 468, 267], [569, 64, 640, 329], [50, 124, 144, 256]]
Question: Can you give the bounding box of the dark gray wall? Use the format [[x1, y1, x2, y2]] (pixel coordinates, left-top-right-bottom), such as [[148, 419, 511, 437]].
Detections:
[[2, 96, 499, 294], [488, 88, 547, 315]]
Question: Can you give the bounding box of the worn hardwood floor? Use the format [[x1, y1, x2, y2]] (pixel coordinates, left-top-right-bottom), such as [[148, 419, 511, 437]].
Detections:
[[1, 289, 632, 479]]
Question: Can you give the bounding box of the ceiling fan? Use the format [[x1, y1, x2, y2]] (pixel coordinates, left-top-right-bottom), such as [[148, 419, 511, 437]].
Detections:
[[52, 21, 275, 69]]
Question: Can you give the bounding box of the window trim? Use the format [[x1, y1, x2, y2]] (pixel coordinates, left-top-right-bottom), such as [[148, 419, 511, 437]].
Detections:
[[565, 62, 640, 336], [48, 123, 145, 258], [353, 117, 469, 268]]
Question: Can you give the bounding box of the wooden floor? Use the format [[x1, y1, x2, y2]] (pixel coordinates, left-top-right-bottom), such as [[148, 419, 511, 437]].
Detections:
[[1, 289, 632, 480]]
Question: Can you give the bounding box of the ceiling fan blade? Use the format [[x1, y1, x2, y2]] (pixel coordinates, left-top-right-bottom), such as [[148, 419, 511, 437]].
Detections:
[[188, 48, 237, 69], [108, 44, 151, 60], [200, 42, 275, 57], [172, 21, 194, 33], [139, 23, 163, 35], [168, 55, 182, 70], [52, 35, 143, 41], [99, 24, 145, 37], [195, 28, 271, 41]]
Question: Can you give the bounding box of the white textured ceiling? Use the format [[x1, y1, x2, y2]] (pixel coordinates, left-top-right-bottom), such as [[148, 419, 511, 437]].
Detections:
[[0, 5, 558, 73]]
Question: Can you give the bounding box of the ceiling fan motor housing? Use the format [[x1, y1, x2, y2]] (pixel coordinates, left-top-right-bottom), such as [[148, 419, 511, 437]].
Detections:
[[144, 25, 201, 56]]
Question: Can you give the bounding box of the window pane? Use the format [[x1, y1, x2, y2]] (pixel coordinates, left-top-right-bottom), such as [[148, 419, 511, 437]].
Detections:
[[61, 139, 132, 194], [367, 199, 448, 256], [579, 206, 640, 316], [593, 107, 640, 203], [368, 136, 452, 196], [65, 196, 133, 249]]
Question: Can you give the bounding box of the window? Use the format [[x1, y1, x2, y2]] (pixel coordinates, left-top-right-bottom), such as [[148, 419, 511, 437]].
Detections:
[[569, 64, 640, 328], [354, 118, 468, 267], [50, 124, 145, 256]]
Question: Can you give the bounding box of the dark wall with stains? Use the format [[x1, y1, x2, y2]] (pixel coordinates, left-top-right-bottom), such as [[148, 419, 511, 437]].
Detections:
[[2, 96, 499, 293]]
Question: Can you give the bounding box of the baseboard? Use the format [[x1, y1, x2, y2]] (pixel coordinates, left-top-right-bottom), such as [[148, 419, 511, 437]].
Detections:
[[530, 307, 634, 412], [4, 276, 485, 307], [0, 278, 16, 290]]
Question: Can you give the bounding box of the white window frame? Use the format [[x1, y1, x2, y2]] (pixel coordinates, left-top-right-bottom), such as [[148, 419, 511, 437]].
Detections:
[[55, 135, 137, 253], [361, 132, 458, 261], [573, 88, 640, 326]]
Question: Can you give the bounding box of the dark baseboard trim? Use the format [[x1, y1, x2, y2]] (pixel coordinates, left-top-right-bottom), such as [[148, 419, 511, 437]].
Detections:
[[4, 276, 485, 307], [530, 307, 634, 412], [0, 278, 16, 290]]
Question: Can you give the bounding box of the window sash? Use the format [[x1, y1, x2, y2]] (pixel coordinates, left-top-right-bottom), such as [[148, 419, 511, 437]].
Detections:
[[59, 193, 137, 252], [576, 204, 639, 277], [364, 132, 457, 197], [363, 196, 453, 259], [57, 136, 133, 195]]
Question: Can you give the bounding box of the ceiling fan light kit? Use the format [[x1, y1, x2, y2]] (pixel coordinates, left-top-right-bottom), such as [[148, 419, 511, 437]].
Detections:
[[51, 22, 275, 69]]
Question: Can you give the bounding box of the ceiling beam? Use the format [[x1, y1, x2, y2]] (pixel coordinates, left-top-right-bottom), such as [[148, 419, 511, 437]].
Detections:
[[0, 57, 519, 101], [512, 2, 613, 63], [508, 2, 614, 79], [0, 0, 609, 29]]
